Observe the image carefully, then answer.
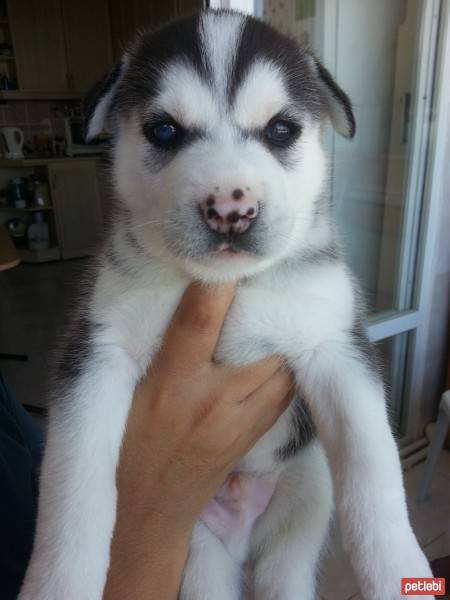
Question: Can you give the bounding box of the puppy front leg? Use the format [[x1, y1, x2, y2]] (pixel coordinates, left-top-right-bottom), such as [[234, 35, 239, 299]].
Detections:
[[295, 339, 433, 600], [18, 355, 138, 600]]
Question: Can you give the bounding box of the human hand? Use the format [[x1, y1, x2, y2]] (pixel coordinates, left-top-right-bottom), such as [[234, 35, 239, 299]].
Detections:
[[104, 282, 294, 599]]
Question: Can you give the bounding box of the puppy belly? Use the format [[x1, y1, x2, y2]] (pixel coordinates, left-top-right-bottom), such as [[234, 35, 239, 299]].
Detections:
[[200, 472, 278, 560]]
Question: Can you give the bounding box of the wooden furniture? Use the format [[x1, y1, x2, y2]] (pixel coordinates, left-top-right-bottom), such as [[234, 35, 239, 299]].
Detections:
[[7, 0, 68, 95], [0, 157, 106, 262], [60, 0, 113, 94], [0, 5, 19, 95], [109, 0, 204, 59], [50, 160, 104, 259], [4, 0, 113, 98], [2, 0, 205, 97]]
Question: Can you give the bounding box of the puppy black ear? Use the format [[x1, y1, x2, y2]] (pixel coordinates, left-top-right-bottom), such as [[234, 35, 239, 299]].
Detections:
[[308, 55, 356, 138], [83, 57, 127, 142]]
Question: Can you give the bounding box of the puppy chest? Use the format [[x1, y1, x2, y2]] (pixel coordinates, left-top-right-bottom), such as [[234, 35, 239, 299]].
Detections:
[[215, 284, 353, 366]]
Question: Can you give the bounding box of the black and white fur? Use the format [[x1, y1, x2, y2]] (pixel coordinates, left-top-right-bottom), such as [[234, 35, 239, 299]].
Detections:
[[19, 11, 432, 600]]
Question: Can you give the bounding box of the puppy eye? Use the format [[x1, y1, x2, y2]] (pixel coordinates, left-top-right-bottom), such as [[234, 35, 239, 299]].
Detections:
[[265, 119, 295, 145], [143, 119, 184, 148], [152, 122, 178, 142]]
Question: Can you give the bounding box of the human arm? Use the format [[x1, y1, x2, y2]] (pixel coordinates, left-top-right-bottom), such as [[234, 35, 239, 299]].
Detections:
[[103, 282, 293, 599]]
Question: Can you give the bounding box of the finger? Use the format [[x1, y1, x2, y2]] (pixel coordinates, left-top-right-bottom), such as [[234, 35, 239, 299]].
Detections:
[[242, 367, 295, 415], [223, 356, 287, 399], [232, 387, 296, 457], [159, 281, 236, 369]]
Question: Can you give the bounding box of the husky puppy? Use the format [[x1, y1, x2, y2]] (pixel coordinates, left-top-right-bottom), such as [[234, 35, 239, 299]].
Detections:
[[19, 10, 433, 600]]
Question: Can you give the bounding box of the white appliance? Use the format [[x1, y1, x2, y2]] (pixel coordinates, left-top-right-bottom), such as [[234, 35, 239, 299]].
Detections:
[[64, 116, 107, 156], [0, 127, 24, 159]]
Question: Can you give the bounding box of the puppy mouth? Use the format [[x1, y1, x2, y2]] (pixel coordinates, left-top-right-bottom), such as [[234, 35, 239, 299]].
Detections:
[[213, 241, 251, 258]]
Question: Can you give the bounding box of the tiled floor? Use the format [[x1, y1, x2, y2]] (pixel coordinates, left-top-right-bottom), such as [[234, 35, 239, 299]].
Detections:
[[1, 261, 449, 598]]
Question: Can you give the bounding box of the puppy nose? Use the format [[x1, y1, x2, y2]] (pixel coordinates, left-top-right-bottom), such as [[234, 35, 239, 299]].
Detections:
[[199, 187, 259, 234]]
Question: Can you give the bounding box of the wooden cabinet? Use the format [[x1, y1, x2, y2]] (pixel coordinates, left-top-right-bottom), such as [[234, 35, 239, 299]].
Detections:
[[7, 0, 113, 96], [109, 0, 204, 59], [50, 161, 103, 259], [61, 0, 113, 94], [7, 0, 68, 93], [7, 0, 200, 96]]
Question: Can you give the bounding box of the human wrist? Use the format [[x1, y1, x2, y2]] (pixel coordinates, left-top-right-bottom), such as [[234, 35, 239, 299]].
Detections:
[[104, 508, 192, 600]]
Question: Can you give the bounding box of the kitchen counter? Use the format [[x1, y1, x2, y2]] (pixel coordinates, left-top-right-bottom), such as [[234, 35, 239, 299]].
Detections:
[[0, 155, 108, 264]]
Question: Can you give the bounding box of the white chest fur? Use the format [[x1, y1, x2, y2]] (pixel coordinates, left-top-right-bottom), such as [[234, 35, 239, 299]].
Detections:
[[90, 256, 355, 472]]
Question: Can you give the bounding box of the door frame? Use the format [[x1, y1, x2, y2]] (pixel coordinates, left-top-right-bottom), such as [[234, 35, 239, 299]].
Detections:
[[403, 0, 450, 441]]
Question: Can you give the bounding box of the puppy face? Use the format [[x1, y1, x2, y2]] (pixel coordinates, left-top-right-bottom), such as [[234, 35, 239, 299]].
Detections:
[[86, 10, 355, 282]]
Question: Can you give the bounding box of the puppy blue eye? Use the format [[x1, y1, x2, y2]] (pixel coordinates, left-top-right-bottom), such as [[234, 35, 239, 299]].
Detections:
[[265, 120, 293, 144], [153, 123, 177, 142]]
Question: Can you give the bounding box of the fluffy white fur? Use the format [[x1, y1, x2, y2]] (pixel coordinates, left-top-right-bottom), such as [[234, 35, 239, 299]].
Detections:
[[19, 11, 433, 600]]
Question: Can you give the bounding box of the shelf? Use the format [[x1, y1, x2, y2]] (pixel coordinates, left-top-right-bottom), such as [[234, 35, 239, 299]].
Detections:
[[17, 246, 60, 263], [0, 205, 53, 212], [0, 90, 81, 100]]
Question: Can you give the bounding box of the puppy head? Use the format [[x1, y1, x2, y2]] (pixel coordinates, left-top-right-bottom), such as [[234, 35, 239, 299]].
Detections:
[[86, 10, 355, 282]]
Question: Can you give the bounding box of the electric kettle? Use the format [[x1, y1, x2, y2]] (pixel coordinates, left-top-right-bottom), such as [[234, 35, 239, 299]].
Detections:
[[0, 127, 24, 159]]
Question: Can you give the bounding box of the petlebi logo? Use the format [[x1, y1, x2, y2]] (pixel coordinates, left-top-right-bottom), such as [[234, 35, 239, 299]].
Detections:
[[401, 577, 446, 595]]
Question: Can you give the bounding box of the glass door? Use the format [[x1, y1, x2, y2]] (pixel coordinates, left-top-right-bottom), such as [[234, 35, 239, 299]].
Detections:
[[212, 0, 442, 442]]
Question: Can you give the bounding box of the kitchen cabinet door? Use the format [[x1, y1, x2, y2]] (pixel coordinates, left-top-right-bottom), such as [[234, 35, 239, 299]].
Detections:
[[109, 0, 203, 60], [61, 0, 113, 94], [7, 0, 69, 93], [50, 161, 104, 259]]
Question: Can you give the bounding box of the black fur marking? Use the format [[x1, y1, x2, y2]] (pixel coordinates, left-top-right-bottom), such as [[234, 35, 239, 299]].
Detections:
[[277, 395, 316, 461], [83, 60, 123, 140], [55, 316, 103, 386], [230, 17, 327, 119], [230, 15, 355, 140], [125, 229, 144, 254], [117, 14, 209, 116], [86, 10, 355, 151], [143, 122, 206, 167], [250, 120, 302, 168], [350, 319, 382, 378], [104, 241, 131, 274], [206, 195, 215, 206], [314, 60, 356, 138], [232, 188, 244, 200]]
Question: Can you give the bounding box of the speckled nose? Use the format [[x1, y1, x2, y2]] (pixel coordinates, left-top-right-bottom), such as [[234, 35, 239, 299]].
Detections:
[[199, 187, 259, 234]]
